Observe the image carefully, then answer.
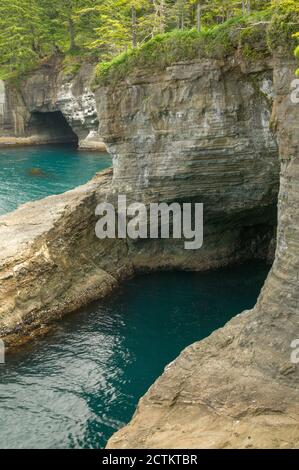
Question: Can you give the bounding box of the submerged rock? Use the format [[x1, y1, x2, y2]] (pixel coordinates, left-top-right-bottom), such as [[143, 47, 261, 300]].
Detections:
[[27, 167, 46, 177]]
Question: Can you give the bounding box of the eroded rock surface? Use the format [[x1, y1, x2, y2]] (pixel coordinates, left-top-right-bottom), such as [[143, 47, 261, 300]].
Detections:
[[0, 169, 132, 348], [1, 47, 297, 450], [0, 58, 106, 150], [106, 57, 299, 449], [96, 56, 279, 270], [0, 52, 281, 350]]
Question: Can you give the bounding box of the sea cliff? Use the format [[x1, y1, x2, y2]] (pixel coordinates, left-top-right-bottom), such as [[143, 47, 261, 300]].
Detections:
[[0, 27, 298, 449], [106, 55, 299, 449], [0, 57, 106, 151], [0, 52, 279, 347]]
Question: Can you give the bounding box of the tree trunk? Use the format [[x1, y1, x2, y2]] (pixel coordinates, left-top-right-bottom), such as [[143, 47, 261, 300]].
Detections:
[[179, 0, 187, 29], [242, 0, 246, 15], [132, 6, 137, 48], [247, 0, 251, 15], [68, 17, 76, 51], [152, 0, 165, 34], [196, 3, 201, 32], [180, 12, 184, 29]]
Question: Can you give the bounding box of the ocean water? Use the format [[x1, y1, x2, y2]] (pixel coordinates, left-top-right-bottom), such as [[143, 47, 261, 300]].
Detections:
[[0, 263, 269, 449], [0, 145, 112, 215]]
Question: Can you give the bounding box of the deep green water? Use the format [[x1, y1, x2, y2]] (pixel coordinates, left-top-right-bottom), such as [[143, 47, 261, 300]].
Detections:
[[0, 145, 269, 448], [0, 263, 269, 449], [0, 145, 111, 215]]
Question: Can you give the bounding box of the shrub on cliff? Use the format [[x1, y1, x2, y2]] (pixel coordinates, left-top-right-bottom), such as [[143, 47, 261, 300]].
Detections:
[[94, 3, 299, 87]]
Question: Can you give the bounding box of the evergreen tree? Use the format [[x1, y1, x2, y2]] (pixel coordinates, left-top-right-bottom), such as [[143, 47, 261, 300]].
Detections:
[[0, 0, 295, 79], [0, 0, 47, 74]]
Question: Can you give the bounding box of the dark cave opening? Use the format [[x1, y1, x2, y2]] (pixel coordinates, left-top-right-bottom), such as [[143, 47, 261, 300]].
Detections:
[[27, 111, 78, 146]]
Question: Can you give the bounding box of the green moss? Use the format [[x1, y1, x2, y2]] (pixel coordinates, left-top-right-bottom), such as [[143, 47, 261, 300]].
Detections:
[[1, 46, 96, 86], [293, 29, 299, 75], [61, 46, 100, 78], [267, 18, 298, 52], [239, 26, 268, 60], [0, 64, 39, 89], [0, 69, 21, 83], [93, 5, 299, 88], [2, 3, 299, 89], [62, 55, 82, 78], [93, 21, 241, 88]]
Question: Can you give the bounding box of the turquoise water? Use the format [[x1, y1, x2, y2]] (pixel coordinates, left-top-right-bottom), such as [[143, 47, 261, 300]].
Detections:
[[0, 262, 269, 449], [0, 145, 111, 215]]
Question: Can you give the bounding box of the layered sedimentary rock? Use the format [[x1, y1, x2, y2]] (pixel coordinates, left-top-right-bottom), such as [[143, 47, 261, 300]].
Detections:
[[0, 19, 297, 448], [96, 56, 279, 270], [106, 56, 299, 449], [0, 53, 281, 349], [0, 169, 133, 347], [0, 58, 106, 150]]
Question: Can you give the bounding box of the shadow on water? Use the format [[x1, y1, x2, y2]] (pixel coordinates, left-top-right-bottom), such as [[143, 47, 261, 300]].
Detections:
[[0, 261, 270, 449]]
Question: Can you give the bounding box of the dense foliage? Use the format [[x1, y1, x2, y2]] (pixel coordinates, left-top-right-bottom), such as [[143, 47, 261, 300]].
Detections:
[[0, 0, 298, 81]]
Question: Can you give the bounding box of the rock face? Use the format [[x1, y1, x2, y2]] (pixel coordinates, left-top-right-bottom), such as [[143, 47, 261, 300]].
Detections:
[[0, 53, 281, 349], [106, 56, 299, 449], [0, 169, 133, 347], [0, 58, 107, 150], [1, 48, 297, 449], [96, 57, 279, 270]]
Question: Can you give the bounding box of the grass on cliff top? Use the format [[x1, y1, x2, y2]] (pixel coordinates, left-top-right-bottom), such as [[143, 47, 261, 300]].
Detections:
[[94, 5, 299, 87], [0, 46, 98, 88]]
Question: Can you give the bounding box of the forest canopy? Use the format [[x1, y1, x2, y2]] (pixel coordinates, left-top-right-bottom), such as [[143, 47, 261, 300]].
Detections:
[[0, 0, 298, 81]]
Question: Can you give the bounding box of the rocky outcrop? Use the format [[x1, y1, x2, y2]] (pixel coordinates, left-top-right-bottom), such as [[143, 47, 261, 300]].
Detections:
[[0, 52, 281, 347], [106, 56, 299, 449], [0, 58, 107, 150], [0, 169, 133, 348], [0, 52, 281, 350], [96, 56, 279, 270], [1, 45, 297, 450]]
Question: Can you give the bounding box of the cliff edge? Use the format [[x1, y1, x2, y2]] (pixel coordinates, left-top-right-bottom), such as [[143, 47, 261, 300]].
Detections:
[[106, 56, 299, 449]]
